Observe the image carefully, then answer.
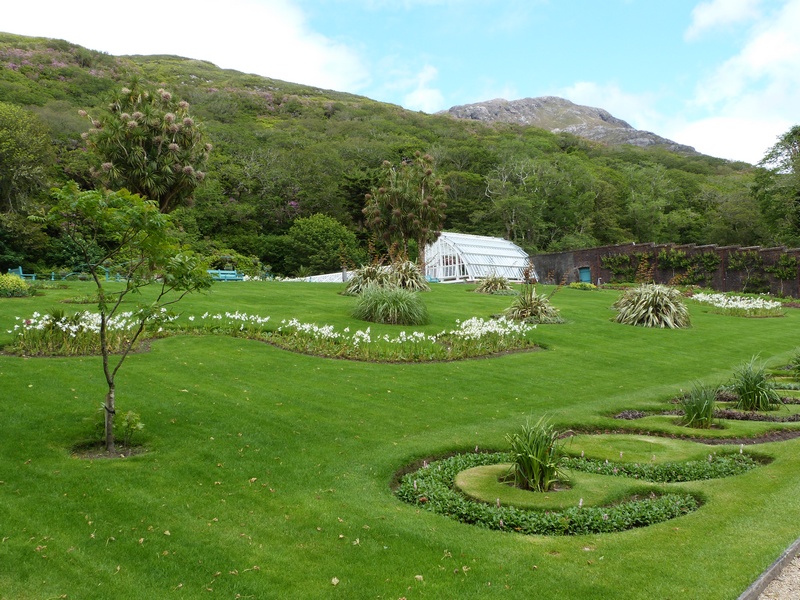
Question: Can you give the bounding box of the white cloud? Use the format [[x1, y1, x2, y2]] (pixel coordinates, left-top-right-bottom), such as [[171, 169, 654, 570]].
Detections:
[[685, 0, 763, 40], [684, 0, 800, 161], [665, 116, 790, 163], [402, 65, 445, 113], [2, 0, 369, 92]]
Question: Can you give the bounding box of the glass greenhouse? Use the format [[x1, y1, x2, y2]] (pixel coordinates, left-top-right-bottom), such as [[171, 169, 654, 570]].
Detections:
[[424, 232, 533, 282]]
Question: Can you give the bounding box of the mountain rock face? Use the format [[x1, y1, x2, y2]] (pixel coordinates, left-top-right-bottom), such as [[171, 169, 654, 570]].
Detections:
[[443, 96, 697, 154]]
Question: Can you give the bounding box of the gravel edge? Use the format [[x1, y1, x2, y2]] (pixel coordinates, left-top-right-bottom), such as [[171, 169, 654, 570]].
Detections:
[[738, 537, 800, 600]]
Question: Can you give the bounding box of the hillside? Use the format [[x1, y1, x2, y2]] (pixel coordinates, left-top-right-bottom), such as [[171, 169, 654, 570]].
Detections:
[[0, 32, 775, 276], [443, 96, 697, 154]]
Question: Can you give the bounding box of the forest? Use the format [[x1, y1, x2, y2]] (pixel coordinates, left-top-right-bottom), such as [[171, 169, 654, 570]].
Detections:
[[1, 32, 798, 277]]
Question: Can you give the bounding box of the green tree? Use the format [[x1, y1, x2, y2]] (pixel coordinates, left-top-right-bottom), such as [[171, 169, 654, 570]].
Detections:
[[363, 152, 448, 265], [282, 213, 364, 275], [0, 101, 53, 212], [756, 125, 800, 245], [82, 82, 211, 213], [47, 182, 211, 452]]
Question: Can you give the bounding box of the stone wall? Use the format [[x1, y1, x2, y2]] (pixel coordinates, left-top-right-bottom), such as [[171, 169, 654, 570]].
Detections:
[[532, 242, 800, 297]]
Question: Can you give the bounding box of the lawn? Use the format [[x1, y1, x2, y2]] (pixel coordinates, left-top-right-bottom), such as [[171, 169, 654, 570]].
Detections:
[[2, 281, 800, 599]]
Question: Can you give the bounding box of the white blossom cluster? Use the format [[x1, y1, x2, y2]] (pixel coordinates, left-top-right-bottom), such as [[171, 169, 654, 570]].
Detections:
[[448, 316, 535, 340], [9, 310, 143, 336], [691, 293, 782, 312]]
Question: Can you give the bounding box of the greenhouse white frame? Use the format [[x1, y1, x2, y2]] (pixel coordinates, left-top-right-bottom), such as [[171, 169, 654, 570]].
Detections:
[[424, 231, 533, 282]]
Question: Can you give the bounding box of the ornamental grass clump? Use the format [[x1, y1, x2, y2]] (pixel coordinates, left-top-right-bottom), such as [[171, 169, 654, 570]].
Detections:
[[352, 286, 429, 325], [474, 274, 516, 295], [342, 264, 392, 296], [505, 418, 568, 493], [730, 356, 782, 411], [613, 284, 690, 329], [389, 260, 430, 292], [679, 383, 717, 429], [504, 285, 563, 324]]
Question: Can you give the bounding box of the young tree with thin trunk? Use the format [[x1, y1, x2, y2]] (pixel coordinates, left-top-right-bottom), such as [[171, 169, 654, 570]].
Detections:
[[48, 182, 211, 452]]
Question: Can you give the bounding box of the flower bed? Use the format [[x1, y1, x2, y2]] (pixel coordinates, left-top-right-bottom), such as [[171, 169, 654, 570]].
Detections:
[[396, 451, 702, 536], [691, 293, 784, 317]]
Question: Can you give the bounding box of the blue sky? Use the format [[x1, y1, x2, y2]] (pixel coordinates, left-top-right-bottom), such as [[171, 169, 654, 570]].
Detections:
[[4, 0, 799, 163]]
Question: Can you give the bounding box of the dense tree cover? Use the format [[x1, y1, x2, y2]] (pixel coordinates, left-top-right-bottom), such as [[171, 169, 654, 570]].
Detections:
[[0, 34, 796, 276], [0, 101, 53, 211]]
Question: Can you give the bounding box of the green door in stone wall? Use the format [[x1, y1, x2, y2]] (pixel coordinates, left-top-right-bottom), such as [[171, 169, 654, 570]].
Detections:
[[578, 267, 591, 283]]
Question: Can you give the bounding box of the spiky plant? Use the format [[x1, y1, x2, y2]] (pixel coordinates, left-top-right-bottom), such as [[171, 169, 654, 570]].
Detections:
[[613, 284, 690, 328], [505, 417, 568, 493], [504, 285, 564, 324], [474, 274, 516, 295], [342, 264, 392, 296], [730, 356, 782, 411], [679, 383, 717, 429], [389, 260, 430, 292], [351, 286, 429, 325]]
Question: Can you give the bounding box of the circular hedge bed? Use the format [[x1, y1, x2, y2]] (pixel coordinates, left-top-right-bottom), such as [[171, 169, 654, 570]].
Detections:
[[396, 451, 761, 536]]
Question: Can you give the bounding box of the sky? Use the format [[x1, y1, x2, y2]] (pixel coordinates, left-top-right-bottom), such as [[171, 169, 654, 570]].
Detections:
[[3, 0, 799, 164]]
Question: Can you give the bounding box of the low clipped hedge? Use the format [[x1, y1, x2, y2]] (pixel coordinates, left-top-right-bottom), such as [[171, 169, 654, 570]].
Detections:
[[397, 452, 703, 536], [564, 453, 762, 482]]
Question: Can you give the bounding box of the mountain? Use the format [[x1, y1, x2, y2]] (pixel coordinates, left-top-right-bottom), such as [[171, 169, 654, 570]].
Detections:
[[0, 32, 762, 272], [442, 96, 697, 154]]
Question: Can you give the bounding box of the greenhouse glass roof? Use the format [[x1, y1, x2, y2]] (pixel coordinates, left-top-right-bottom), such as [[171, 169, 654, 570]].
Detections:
[[424, 232, 533, 282]]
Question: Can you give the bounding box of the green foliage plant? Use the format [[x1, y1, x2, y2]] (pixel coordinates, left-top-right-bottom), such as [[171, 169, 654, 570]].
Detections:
[[567, 282, 597, 291], [389, 260, 430, 292], [474, 274, 516, 295], [679, 383, 717, 429], [504, 284, 564, 324], [0, 273, 32, 297], [351, 285, 429, 325], [81, 82, 211, 213], [613, 283, 690, 328], [730, 356, 782, 411], [506, 418, 568, 492], [44, 182, 211, 451], [342, 263, 392, 296], [0, 101, 53, 212], [564, 452, 760, 482], [601, 252, 634, 282], [363, 152, 448, 267], [765, 254, 799, 296]]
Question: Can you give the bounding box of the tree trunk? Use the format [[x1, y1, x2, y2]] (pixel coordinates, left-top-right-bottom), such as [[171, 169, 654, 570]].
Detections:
[[104, 384, 116, 453]]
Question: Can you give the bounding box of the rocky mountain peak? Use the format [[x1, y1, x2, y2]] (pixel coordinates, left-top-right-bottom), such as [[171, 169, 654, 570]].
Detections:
[[442, 97, 696, 154]]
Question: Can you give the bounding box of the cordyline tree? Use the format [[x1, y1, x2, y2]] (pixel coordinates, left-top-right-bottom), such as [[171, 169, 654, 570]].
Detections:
[[81, 82, 211, 213], [363, 152, 448, 267], [47, 182, 212, 452]]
